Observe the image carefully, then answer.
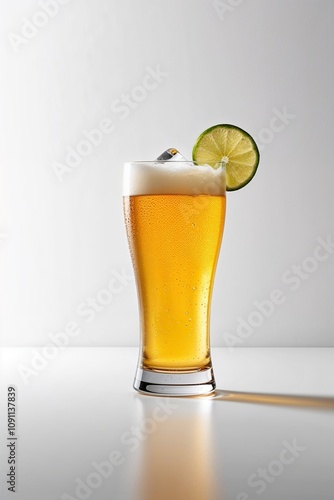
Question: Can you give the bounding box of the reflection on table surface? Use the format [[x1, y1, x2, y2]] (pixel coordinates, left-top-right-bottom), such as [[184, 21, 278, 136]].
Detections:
[[0, 347, 333, 500], [136, 396, 217, 500]]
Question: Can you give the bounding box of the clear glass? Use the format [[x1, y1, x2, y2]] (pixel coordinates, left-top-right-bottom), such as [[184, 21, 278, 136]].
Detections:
[[123, 161, 226, 395]]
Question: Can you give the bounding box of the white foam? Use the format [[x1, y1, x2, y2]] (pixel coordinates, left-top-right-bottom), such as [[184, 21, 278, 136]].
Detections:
[[123, 161, 226, 196]]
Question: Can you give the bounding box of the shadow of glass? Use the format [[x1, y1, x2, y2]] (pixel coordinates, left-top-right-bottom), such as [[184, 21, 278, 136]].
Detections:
[[212, 389, 334, 409]]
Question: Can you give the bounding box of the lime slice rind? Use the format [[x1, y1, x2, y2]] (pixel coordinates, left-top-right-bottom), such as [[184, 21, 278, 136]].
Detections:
[[192, 124, 260, 191]]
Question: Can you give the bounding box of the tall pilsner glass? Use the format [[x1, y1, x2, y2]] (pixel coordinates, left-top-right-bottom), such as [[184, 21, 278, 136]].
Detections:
[[123, 160, 226, 395]]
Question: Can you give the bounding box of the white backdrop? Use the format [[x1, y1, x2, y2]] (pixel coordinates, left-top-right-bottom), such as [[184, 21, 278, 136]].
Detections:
[[0, 0, 333, 347]]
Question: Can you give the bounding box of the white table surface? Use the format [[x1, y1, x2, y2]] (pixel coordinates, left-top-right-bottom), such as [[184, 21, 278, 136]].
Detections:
[[0, 347, 333, 500]]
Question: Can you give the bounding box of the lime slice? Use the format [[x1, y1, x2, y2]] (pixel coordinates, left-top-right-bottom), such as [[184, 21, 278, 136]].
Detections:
[[192, 124, 260, 191]]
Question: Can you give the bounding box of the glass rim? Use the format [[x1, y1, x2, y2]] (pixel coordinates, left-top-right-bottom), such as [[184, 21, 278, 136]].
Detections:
[[124, 160, 227, 166]]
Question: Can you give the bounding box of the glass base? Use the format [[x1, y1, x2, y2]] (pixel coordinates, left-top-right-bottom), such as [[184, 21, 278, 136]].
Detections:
[[133, 366, 216, 396]]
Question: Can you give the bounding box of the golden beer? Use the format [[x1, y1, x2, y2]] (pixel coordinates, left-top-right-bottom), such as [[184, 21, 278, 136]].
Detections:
[[124, 194, 226, 371], [123, 160, 226, 395]]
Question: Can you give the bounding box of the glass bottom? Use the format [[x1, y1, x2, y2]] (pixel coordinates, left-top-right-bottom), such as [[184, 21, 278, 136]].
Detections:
[[133, 366, 216, 396]]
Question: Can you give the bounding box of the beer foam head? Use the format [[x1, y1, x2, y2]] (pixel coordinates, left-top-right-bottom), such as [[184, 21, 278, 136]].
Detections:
[[123, 161, 226, 196]]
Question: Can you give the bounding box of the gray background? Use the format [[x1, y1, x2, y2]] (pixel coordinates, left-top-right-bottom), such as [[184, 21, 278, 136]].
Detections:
[[0, 0, 333, 347]]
